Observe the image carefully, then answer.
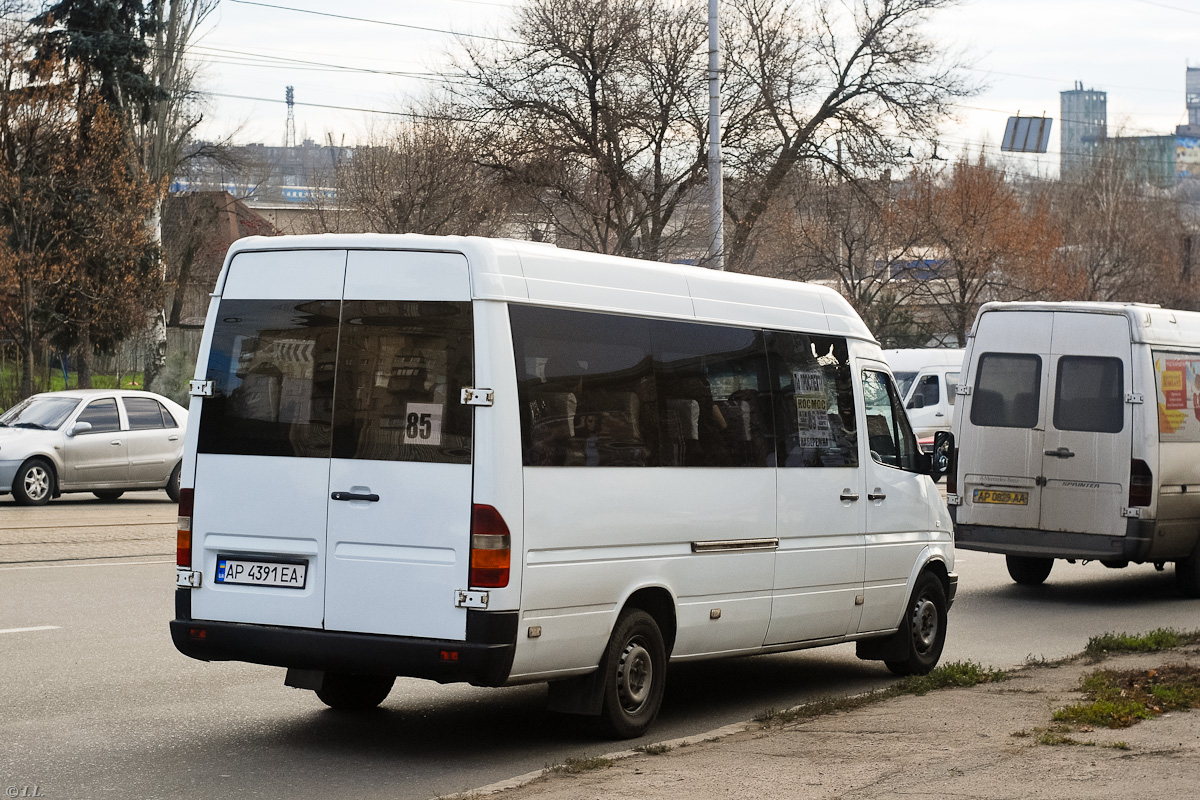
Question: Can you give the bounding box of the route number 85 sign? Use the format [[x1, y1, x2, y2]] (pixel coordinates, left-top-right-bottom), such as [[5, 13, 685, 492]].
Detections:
[[403, 403, 443, 446]]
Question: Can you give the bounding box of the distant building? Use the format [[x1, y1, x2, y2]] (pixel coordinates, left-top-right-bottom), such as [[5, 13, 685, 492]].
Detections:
[[1177, 67, 1200, 137], [1060, 81, 1107, 180]]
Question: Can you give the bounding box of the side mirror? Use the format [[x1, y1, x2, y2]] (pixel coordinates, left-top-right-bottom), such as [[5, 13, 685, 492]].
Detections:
[[907, 394, 926, 410], [69, 421, 93, 437], [929, 430, 954, 480]]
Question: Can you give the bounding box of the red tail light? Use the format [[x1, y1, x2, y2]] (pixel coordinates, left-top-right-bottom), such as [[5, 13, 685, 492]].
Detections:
[[1129, 459, 1153, 507], [947, 448, 959, 496], [177, 488, 194, 568], [469, 504, 510, 588]]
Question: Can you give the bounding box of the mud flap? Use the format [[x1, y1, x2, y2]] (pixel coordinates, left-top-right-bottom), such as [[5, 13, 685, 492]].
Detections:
[[855, 628, 908, 662], [546, 668, 606, 716]]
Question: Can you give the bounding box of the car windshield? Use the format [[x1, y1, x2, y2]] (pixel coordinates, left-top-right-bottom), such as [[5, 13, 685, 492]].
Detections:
[[893, 371, 918, 398], [0, 396, 81, 430]]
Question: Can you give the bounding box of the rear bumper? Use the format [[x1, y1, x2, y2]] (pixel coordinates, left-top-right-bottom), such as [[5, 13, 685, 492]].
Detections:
[[951, 509, 1157, 561], [171, 591, 517, 687]]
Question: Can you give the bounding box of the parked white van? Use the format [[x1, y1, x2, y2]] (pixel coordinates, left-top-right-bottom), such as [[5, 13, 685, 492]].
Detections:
[[883, 348, 965, 449], [950, 301, 1200, 596], [170, 234, 956, 738]]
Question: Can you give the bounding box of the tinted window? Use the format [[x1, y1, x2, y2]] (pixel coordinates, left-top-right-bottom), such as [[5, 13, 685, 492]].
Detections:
[[862, 370, 921, 471], [970, 353, 1042, 428], [908, 374, 939, 408], [77, 398, 120, 433], [511, 305, 654, 467], [1053, 356, 1123, 434], [331, 300, 473, 464], [199, 299, 340, 457], [124, 397, 166, 429], [764, 332, 858, 468]]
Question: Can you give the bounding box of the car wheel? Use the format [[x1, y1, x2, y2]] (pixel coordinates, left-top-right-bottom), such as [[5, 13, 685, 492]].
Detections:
[[885, 572, 948, 676], [166, 463, 182, 504], [13, 459, 54, 506], [597, 609, 667, 739], [314, 673, 395, 711], [1175, 547, 1200, 598], [1006, 555, 1053, 585], [93, 490, 125, 501]]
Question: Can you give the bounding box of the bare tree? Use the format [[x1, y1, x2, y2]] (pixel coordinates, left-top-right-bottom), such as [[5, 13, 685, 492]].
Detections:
[[457, 0, 710, 259], [721, 0, 973, 270]]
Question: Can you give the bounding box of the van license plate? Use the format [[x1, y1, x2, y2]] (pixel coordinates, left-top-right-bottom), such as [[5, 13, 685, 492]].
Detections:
[[972, 489, 1029, 506], [216, 557, 307, 589]]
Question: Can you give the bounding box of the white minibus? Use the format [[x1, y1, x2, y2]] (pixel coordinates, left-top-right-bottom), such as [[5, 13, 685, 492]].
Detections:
[[883, 348, 965, 449], [951, 301, 1200, 595], [170, 234, 956, 738]]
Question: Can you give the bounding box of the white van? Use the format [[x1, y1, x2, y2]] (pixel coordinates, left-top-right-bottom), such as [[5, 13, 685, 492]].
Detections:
[[170, 234, 956, 738], [883, 348, 965, 449], [950, 301, 1200, 596]]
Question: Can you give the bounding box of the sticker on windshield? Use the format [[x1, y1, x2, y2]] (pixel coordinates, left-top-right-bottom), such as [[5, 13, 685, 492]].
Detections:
[[402, 402, 443, 445]]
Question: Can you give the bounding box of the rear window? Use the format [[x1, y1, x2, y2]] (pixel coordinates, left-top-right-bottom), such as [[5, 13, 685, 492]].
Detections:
[[197, 299, 472, 463], [970, 353, 1041, 428], [1053, 356, 1123, 434]]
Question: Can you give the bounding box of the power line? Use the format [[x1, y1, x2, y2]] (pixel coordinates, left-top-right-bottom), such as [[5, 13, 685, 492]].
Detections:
[[226, 0, 520, 44]]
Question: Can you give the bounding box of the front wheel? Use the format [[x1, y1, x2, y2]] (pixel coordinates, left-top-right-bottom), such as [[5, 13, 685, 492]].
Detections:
[[885, 572, 948, 676], [13, 459, 54, 506], [1176, 547, 1200, 598], [314, 673, 395, 710], [598, 609, 667, 739], [1006, 555, 1053, 585]]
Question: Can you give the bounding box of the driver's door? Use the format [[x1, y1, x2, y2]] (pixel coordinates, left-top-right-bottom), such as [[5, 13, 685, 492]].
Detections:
[[63, 397, 130, 486]]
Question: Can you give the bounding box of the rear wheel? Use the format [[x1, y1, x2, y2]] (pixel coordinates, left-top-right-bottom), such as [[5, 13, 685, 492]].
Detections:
[[885, 572, 948, 676], [1006, 555, 1054, 585], [13, 459, 54, 506], [598, 609, 667, 739], [314, 673, 395, 710], [93, 490, 125, 501], [165, 463, 182, 504], [1175, 546, 1200, 598]]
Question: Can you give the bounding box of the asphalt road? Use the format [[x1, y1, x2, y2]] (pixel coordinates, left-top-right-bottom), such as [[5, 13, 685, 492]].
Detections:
[[2, 493, 1198, 799]]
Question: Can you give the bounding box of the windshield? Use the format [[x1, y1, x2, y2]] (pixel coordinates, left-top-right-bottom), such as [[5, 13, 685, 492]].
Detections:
[[0, 396, 81, 430], [893, 371, 918, 399]]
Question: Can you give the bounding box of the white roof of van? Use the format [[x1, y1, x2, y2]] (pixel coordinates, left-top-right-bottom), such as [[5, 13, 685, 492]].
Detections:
[[882, 348, 966, 371], [974, 301, 1200, 348], [222, 234, 877, 342]]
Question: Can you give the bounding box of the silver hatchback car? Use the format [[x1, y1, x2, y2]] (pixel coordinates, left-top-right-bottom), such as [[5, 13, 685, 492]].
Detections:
[[0, 389, 188, 505]]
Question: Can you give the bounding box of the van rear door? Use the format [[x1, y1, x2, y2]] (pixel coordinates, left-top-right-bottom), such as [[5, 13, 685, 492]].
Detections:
[[1038, 312, 1131, 536], [191, 248, 476, 641]]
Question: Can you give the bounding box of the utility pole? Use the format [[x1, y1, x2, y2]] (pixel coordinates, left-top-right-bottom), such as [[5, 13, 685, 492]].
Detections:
[[285, 86, 297, 148], [708, 0, 725, 270]]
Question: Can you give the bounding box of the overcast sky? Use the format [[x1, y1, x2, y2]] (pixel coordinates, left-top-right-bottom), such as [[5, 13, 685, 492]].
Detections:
[[190, 0, 1200, 174]]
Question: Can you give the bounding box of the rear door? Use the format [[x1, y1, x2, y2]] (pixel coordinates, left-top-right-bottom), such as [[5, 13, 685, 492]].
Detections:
[[1038, 312, 1131, 536], [959, 311, 1051, 530], [323, 250, 475, 640]]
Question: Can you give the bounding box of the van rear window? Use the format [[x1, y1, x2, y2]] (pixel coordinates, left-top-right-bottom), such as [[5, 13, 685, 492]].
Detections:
[[198, 299, 473, 463], [1052, 356, 1123, 434], [970, 353, 1041, 428]]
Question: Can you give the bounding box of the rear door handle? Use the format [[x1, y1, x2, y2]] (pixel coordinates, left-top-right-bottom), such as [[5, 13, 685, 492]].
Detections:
[[1044, 447, 1075, 458], [331, 492, 380, 502], [868, 490, 887, 501], [110, 440, 122, 446], [840, 490, 860, 502]]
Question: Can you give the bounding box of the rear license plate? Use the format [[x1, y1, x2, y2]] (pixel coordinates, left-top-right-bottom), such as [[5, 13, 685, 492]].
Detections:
[[216, 557, 307, 589], [972, 489, 1029, 506]]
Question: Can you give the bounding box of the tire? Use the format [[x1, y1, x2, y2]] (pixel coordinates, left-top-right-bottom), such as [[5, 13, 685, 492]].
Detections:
[[1176, 550, 1200, 598], [93, 490, 125, 501], [166, 463, 182, 504], [597, 609, 667, 739], [1006, 555, 1054, 585], [314, 673, 395, 711], [885, 572, 948, 676], [13, 459, 54, 506]]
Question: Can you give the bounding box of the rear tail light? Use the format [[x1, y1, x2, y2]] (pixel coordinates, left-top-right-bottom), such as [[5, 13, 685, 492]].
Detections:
[[177, 488, 194, 568], [1129, 459, 1153, 507], [947, 448, 959, 495], [469, 504, 510, 588]]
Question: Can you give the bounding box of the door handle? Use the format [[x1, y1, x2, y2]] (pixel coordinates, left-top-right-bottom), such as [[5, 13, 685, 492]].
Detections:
[[868, 489, 887, 501], [168, 435, 179, 441], [934, 412, 945, 417], [840, 490, 860, 502], [331, 492, 380, 502], [1044, 447, 1075, 459], [110, 440, 122, 446]]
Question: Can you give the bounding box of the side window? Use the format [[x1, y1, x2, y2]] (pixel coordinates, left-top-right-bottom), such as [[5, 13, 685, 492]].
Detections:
[[970, 353, 1042, 428], [1053, 356, 1123, 434], [123, 397, 166, 430], [765, 332, 858, 468], [331, 300, 473, 464], [651, 319, 771, 467], [862, 370, 920, 471], [908, 374, 939, 409], [511, 306, 654, 467], [946, 372, 960, 405], [77, 398, 121, 433]]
